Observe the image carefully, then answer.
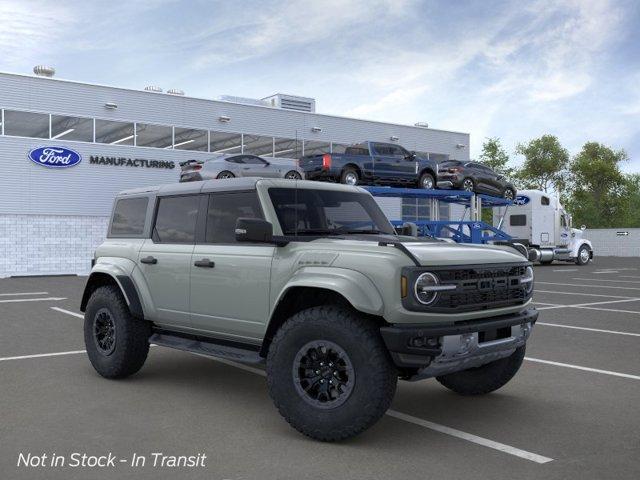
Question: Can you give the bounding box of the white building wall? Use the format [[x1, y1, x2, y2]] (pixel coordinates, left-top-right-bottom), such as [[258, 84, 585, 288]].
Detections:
[[583, 228, 640, 257], [0, 214, 107, 277]]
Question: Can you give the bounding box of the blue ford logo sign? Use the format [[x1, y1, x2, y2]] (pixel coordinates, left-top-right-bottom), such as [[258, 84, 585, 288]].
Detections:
[[514, 195, 530, 206], [28, 146, 82, 168]]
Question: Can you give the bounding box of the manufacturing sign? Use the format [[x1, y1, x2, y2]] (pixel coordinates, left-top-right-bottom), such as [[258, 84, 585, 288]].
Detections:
[[89, 156, 175, 169], [28, 146, 82, 168]]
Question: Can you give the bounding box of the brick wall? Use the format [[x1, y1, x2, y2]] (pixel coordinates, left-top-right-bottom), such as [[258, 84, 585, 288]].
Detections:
[[0, 214, 108, 277]]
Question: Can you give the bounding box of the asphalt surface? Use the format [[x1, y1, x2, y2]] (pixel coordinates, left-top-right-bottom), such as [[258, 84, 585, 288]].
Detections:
[[2, 257, 640, 480]]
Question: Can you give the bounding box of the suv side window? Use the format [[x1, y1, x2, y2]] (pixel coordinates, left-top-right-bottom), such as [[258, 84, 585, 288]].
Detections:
[[153, 195, 200, 244], [110, 197, 148, 236], [205, 191, 263, 244]]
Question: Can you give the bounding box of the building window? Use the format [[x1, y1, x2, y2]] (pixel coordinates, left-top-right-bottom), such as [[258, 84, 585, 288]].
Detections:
[[95, 119, 135, 145], [303, 140, 330, 157], [331, 143, 349, 154], [50, 114, 93, 142], [136, 123, 173, 149], [273, 137, 302, 158], [3, 110, 49, 138], [402, 198, 431, 222], [210, 131, 242, 154], [173, 127, 208, 151], [243, 134, 274, 156]]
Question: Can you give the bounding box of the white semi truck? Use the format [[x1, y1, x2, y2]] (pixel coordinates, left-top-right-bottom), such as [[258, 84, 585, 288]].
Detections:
[[494, 189, 593, 265]]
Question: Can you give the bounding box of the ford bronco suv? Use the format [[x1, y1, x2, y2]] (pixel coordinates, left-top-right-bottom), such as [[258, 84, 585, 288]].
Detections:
[[81, 178, 537, 441]]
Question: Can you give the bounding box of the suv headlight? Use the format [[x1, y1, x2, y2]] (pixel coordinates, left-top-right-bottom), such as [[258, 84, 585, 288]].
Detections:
[[521, 266, 534, 295], [414, 272, 441, 305]]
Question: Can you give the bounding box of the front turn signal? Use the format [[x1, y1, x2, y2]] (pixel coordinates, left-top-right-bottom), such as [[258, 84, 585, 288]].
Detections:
[[401, 275, 408, 298]]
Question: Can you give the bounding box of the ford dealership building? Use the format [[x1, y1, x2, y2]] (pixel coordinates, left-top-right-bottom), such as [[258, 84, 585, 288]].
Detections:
[[0, 69, 470, 277]]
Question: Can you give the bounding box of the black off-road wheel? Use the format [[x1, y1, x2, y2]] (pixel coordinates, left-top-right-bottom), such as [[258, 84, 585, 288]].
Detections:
[[436, 346, 525, 395], [266, 306, 397, 441], [84, 286, 151, 379]]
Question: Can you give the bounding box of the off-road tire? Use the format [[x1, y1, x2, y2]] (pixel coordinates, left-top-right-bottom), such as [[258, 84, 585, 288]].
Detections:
[[436, 345, 525, 395], [340, 167, 359, 186], [84, 286, 151, 379], [266, 305, 397, 441], [419, 172, 435, 189]]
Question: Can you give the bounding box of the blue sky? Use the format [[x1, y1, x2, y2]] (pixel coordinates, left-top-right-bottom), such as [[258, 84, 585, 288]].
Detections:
[[1, 0, 639, 171]]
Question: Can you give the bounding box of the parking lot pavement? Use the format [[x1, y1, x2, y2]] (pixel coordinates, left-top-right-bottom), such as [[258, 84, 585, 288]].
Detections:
[[2, 258, 640, 480]]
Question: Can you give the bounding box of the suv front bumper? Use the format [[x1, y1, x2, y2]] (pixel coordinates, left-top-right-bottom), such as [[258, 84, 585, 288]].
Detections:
[[380, 308, 537, 380]]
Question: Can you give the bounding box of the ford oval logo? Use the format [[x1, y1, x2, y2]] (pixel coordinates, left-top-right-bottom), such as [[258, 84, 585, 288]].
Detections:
[[28, 146, 82, 168], [513, 195, 530, 206]]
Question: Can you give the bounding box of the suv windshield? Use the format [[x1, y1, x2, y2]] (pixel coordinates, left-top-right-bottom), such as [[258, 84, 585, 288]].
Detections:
[[268, 188, 395, 236]]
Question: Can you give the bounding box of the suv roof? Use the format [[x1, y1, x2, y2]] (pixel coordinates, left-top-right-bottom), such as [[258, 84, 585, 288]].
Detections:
[[116, 178, 364, 198]]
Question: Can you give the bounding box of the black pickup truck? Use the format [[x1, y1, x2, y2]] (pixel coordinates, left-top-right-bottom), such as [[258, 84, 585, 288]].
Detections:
[[299, 141, 439, 189]]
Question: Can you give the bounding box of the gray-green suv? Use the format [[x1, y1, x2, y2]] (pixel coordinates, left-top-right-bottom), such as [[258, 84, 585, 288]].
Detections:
[[81, 178, 537, 441]]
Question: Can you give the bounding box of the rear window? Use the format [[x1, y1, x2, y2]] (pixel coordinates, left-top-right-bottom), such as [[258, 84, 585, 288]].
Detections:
[[510, 215, 527, 226], [110, 197, 148, 236], [153, 195, 199, 244]]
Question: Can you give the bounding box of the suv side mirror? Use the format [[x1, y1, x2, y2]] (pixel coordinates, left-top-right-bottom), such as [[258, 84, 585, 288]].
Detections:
[[235, 218, 273, 243]]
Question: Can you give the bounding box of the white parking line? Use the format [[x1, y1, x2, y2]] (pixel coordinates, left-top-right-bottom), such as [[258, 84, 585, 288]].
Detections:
[[0, 342, 555, 464], [552, 269, 578, 272], [385, 410, 553, 464], [572, 278, 640, 284], [536, 298, 640, 311], [537, 322, 640, 337], [0, 350, 86, 362], [195, 354, 554, 464], [537, 281, 640, 291], [0, 291, 49, 296], [525, 357, 640, 381], [0, 297, 67, 304], [620, 275, 640, 279], [535, 290, 637, 299], [573, 306, 640, 315], [592, 270, 619, 274], [51, 307, 84, 318]]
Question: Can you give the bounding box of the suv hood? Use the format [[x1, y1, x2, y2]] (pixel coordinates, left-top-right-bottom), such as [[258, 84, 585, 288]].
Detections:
[[402, 241, 526, 265]]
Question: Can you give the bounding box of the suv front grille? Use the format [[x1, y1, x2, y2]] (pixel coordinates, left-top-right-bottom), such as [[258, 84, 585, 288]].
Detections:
[[402, 263, 531, 313]]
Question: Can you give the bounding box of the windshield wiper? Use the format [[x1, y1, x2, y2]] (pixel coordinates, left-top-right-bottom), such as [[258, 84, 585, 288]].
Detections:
[[285, 229, 343, 236], [336, 229, 389, 235]]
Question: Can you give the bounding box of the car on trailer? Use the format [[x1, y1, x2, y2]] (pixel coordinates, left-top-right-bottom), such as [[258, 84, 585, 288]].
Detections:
[[437, 160, 517, 199], [81, 178, 538, 441], [299, 141, 439, 189]]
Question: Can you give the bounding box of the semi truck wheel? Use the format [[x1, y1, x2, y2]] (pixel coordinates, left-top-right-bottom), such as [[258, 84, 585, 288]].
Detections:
[[84, 286, 151, 379], [436, 346, 525, 395], [576, 245, 591, 265], [266, 305, 397, 441]]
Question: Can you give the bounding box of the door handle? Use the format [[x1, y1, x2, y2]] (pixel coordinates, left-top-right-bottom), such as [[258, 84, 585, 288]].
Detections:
[[140, 256, 157, 265], [194, 259, 215, 268]]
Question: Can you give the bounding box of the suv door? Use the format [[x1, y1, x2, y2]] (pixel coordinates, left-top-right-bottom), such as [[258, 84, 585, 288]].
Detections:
[[190, 191, 274, 342], [137, 194, 200, 328]]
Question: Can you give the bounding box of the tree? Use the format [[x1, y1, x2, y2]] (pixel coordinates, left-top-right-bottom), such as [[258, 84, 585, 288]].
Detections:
[[565, 142, 628, 228], [515, 135, 569, 192], [479, 137, 513, 177]]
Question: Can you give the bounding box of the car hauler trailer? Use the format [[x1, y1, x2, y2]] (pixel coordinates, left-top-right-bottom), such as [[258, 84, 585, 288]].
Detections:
[[365, 187, 531, 257], [493, 189, 593, 265]]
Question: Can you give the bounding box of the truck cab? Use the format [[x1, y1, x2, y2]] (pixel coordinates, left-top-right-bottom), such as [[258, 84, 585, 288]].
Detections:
[[495, 189, 593, 265]]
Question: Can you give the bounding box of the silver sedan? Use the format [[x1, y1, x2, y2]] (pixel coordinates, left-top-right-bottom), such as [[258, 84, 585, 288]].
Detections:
[[180, 154, 305, 182]]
